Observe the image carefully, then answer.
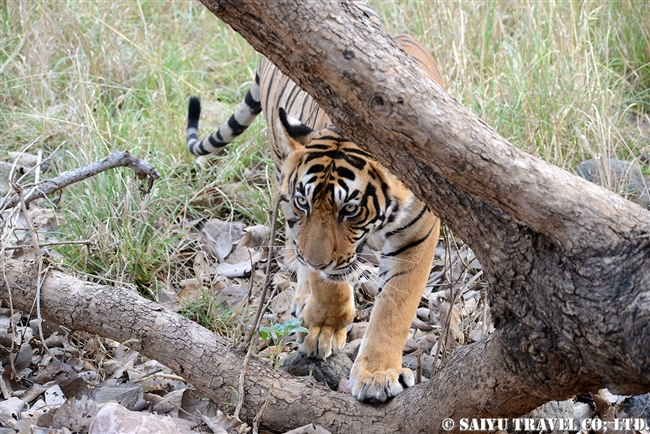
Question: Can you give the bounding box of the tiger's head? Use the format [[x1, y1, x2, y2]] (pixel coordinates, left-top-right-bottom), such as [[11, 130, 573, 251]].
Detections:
[[276, 108, 406, 282]]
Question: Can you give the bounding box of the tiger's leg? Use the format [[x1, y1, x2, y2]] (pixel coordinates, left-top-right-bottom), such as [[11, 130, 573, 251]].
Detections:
[[296, 270, 355, 360], [350, 214, 441, 402], [290, 266, 311, 318]]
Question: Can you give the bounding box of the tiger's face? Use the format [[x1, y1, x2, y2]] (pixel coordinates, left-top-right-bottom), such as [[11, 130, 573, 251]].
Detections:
[[277, 109, 396, 282]]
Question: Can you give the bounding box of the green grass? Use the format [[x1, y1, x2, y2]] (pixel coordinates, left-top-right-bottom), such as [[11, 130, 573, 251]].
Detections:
[[1, 1, 649, 299]]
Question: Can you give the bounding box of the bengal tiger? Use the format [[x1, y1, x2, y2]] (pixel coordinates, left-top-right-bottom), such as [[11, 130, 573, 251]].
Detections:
[[186, 5, 443, 402]]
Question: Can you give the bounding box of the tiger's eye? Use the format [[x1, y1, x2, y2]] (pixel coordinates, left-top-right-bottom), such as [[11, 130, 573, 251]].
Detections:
[[342, 203, 359, 215], [294, 196, 308, 209]]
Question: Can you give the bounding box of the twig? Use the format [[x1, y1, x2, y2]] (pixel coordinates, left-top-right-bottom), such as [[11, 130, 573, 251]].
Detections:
[[252, 383, 274, 434], [245, 193, 283, 348], [17, 183, 51, 354], [2, 237, 97, 251], [234, 193, 282, 421], [0, 150, 160, 211], [132, 372, 187, 384], [416, 349, 423, 384]]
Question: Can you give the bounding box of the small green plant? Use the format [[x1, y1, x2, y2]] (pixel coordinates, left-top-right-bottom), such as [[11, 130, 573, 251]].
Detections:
[[259, 318, 309, 368]]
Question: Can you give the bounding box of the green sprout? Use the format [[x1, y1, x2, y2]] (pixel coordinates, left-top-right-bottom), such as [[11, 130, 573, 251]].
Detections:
[[259, 318, 309, 367]]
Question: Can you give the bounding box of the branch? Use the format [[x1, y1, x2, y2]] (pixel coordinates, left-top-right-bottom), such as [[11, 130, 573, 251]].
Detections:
[[0, 258, 390, 432], [198, 0, 650, 256], [190, 0, 650, 425], [2, 258, 627, 433], [0, 150, 160, 211]]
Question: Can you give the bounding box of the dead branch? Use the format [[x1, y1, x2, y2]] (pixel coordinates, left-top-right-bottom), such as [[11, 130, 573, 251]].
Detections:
[[0, 150, 160, 211], [0, 258, 395, 433]]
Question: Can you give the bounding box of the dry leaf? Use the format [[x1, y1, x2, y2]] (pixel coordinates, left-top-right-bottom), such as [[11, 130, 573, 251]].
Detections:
[[215, 261, 252, 278], [240, 224, 270, 248], [51, 396, 98, 431], [44, 385, 66, 407], [226, 243, 254, 265], [282, 423, 333, 434], [270, 289, 296, 323], [215, 286, 249, 310], [93, 379, 144, 410], [201, 409, 247, 434], [0, 397, 25, 429], [591, 389, 616, 422], [200, 219, 246, 262]]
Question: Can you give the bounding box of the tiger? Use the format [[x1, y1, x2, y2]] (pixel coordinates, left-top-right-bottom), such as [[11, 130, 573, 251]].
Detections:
[[185, 4, 443, 402]]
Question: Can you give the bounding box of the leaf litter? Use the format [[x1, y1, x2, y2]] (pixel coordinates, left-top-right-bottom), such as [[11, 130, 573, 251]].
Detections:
[[2, 153, 649, 433]]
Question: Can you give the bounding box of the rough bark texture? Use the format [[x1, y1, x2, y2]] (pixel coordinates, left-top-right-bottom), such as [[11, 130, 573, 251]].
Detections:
[[0, 259, 387, 432], [192, 0, 650, 425], [2, 1, 650, 433]]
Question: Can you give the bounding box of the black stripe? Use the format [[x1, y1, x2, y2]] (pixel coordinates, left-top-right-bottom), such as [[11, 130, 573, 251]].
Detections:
[[244, 91, 262, 115], [306, 164, 325, 175], [383, 224, 436, 257], [306, 144, 333, 150], [227, 115, 247, 136], [338, 179, 350, 194], [208, 135, 222, 148], [343, 147, 373, 159], [313, 134, 346, 143], [187, 96, 201, 129], [336, 166, 356, 180], [386, 206, 427, 237], [285, 81, 303, 110], [302, 150, 367, 170]]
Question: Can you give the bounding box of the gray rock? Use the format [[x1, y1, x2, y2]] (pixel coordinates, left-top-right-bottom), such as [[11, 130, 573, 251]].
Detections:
[[576, 158, 650, 208], [280, 352, 352, 390], [402, 353, 436, 379]]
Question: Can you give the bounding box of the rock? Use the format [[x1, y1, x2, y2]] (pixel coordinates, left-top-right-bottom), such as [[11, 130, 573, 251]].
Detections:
[[576, 158, 650, 208], [402, 354, 436, 379], [347, 322, 368, 341], [403, 339, 420, 354], [340, 339, 362, 360], [280, 352, 352, 390], [415, 333, 438, 352]]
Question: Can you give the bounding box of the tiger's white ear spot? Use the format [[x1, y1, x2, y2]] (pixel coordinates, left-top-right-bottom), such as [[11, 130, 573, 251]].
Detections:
[[278, 107, 314, 152], [285, 113, 303, 127]]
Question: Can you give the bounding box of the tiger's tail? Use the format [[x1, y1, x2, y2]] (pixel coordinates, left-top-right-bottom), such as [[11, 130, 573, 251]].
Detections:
[[186, 72, 262, 156]]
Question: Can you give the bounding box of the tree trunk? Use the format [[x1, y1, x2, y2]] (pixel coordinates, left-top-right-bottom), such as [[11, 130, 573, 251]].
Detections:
[[3, 1, 650, 433], [194, 0, 650, 423]]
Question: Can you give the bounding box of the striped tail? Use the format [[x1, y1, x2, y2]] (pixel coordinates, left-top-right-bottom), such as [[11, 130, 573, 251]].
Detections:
[[186, 72, 262, 156]]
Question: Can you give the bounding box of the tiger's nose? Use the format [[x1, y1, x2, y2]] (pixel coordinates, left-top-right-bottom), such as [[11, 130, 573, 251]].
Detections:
[[306, 260, 329, 270]]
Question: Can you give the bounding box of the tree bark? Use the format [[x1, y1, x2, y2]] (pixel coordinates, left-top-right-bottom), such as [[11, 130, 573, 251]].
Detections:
[[1, 257, 478, 433], [192, 0, 650, 425], [2, 1, 650, 433]]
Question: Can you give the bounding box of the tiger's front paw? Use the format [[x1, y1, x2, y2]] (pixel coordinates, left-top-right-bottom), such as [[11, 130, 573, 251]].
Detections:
[[298, 322, 348, 360], [290, 293, 309, 318], [348, 357, 414, 402], [293, 277, 354, 360]]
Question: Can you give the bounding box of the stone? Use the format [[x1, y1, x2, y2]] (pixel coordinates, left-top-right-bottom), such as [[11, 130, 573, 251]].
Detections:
[[280, 352, 352, 390]]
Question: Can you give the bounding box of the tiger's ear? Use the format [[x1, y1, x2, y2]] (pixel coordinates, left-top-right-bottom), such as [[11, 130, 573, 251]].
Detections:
[[277, 107, 314, 152]]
